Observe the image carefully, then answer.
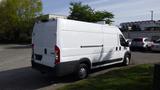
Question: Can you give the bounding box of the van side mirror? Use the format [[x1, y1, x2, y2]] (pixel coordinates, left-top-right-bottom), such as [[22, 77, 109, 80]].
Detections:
[[121, 41, 129, 47], [125, 41, 129, 47]]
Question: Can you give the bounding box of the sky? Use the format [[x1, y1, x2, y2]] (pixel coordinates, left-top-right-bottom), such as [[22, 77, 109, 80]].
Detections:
[[42, 0, 160, 25]]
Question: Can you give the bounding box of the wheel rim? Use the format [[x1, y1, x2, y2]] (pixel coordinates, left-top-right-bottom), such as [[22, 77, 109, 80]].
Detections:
[[126, 56, 130, 65], [79, 67, 87, 79]]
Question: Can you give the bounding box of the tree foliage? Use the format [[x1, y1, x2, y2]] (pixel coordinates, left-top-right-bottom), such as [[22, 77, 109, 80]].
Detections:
[[68, 2, 114, 24], [0, 0, 42, 42]]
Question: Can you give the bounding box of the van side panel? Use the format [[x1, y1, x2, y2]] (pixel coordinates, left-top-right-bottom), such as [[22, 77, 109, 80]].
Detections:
[[60, 31, 103, 63], [57, 19, 103, 65], [57, 19, 127, 69]]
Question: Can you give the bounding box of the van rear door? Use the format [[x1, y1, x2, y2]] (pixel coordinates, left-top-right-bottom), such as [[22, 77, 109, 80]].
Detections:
[[32, 21, 57, 67]]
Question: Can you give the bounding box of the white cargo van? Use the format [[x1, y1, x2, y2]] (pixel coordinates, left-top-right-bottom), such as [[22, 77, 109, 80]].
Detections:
[[31, 18, 131, 79]]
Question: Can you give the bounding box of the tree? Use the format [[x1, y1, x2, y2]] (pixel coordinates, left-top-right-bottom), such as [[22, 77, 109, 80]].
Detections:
[[68, 2, 114, 24], [0, 0, 42, 42]]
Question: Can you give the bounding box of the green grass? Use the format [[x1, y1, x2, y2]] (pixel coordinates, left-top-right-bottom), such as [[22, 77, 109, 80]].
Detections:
[[58, 64, 154, 90]]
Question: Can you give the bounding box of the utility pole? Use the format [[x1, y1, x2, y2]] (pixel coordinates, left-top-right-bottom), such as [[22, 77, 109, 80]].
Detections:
[[151, 10, 154, 21]]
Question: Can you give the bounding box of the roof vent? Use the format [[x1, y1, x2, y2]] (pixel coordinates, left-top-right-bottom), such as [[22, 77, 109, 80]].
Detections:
[[96, 21, 106, 25], [36, 14, 67, 22]]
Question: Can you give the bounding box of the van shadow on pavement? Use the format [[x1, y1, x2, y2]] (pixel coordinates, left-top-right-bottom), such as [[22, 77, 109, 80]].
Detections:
[[0, 67, 77, 90], [0, 64, 125, 90]]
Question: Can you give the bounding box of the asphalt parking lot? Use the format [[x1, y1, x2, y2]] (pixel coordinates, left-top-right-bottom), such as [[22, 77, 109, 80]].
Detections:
[[0, 44, 160, 90]]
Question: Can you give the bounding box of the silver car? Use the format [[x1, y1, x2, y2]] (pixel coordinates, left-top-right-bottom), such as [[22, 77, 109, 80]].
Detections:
[[130, 37, 153, 50]]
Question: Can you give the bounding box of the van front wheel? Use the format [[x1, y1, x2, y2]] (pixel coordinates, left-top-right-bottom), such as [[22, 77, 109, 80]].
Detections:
[[122, 54, 130, 66], [77, 64, 88, 79]]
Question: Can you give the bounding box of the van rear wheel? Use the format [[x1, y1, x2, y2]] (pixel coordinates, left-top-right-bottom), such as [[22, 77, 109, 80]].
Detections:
[[77, 64, 89, 79]]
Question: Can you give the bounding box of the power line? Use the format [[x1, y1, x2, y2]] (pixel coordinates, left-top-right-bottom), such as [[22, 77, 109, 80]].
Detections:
[[151, 10, 154, 21]]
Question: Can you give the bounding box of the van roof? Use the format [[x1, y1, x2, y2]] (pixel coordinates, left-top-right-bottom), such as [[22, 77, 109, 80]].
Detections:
[[57, 18, 121, 34]]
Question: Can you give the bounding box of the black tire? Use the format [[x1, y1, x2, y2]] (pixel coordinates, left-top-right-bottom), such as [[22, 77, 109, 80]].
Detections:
[[122, 54, 130, 66], [77, 63, 89, 80], [146, 46, 151, 51], [130, 47, 135, 51]]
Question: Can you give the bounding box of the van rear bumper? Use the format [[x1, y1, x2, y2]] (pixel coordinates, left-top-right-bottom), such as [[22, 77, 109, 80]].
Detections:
[[31, 60, 79, 77], [31, 60, 55, 73]]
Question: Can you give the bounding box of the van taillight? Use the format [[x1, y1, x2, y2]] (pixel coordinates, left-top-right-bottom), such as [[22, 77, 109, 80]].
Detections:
[[55, 45, 60, 64]]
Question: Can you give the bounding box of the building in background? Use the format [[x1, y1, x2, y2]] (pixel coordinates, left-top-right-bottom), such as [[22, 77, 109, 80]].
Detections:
[[120, 20, 160, 31], [38, 14, 67, 21], [120, 20, 160, 40]]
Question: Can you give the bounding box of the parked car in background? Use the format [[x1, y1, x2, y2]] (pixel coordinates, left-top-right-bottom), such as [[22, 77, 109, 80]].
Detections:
[[130, 37, 153, 51], [151, 39, 160, 52]]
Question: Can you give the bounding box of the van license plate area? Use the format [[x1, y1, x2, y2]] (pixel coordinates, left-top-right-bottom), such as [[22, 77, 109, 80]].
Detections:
[[35, 54, 42, 61]]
